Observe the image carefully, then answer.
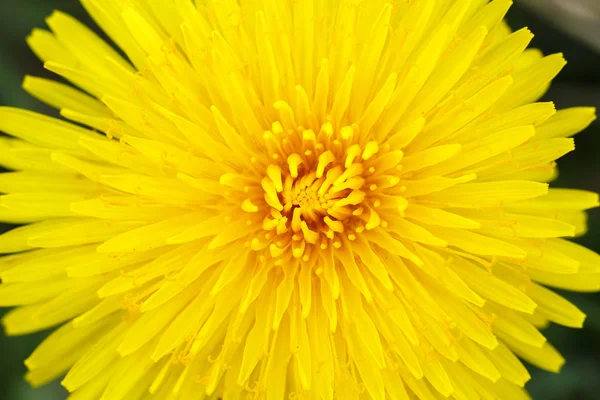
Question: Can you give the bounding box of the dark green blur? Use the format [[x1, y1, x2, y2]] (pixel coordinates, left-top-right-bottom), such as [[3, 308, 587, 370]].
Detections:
[[0, 1, 598, 399]]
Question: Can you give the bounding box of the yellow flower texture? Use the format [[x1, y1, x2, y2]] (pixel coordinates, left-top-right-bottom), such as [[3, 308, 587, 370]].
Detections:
[[0, 0, 599, 399]]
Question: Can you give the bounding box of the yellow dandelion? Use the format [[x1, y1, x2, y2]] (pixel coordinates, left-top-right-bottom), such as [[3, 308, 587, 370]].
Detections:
[[0, 0, 599, 399]]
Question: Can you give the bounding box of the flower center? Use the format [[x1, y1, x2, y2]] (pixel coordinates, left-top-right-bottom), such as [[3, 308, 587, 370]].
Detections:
[[264, 149, 368, 256], [285, 171, 328, 220], [232, 115, 406, 261]]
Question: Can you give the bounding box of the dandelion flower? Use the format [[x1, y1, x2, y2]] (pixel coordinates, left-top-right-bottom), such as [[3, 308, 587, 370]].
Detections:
[[0, 0, 599, 399]]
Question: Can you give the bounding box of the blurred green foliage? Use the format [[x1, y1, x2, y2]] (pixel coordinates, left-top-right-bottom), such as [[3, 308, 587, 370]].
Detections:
[[0, 1, 598, 399]]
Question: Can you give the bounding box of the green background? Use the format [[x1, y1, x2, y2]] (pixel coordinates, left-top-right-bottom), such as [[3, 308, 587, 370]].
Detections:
[[0, 1, 598, 399]]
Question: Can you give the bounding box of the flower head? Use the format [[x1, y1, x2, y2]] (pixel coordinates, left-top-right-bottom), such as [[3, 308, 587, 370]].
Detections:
[[0, 0, 598, 399]]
